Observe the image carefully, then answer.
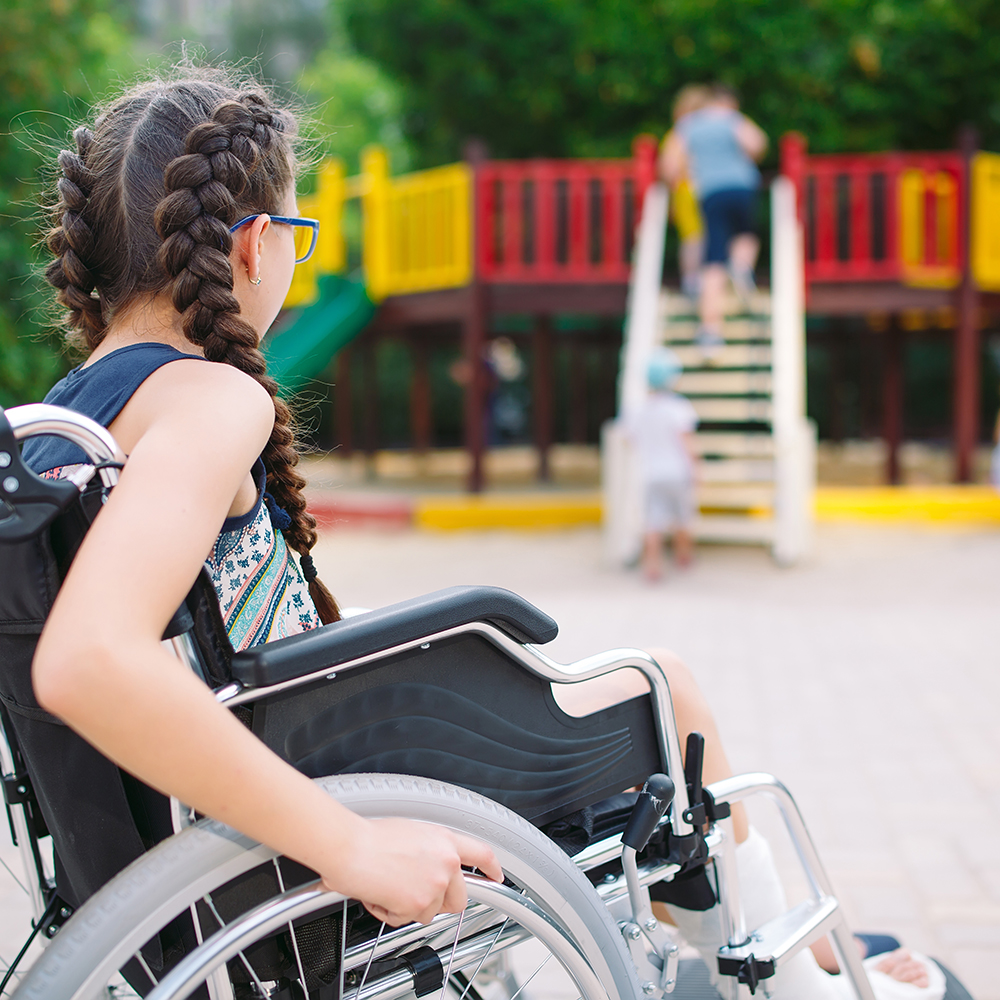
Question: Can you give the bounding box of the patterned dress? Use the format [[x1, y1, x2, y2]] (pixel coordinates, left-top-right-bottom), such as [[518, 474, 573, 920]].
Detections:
[[204, 464, 319, 649]]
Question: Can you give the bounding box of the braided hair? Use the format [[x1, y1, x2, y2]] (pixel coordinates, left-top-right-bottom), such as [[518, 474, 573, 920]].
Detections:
[[45, 69, 340, 624]]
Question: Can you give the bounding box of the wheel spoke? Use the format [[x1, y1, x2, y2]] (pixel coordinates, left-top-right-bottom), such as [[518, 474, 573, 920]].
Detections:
[[132, 949, 159, 987], [507, 953, 551, 1000], [203, 892, 266, 997], [273, 859, 309, 992], [439, 908, 465, 999], [338, 898, 348, 1000], [356, 918, 387, 998], [455, 917, 510, 1000], [0, 855, 28, 895]]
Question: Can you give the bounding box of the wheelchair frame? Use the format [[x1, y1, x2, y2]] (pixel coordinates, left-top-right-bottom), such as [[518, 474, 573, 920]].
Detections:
[[0, 403, 878, 1000]]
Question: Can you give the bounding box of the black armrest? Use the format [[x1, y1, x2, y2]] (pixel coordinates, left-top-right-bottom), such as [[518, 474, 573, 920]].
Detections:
[[229, 585, 559, 688]]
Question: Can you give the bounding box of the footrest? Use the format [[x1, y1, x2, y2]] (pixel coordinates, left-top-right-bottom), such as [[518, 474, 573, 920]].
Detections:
[[717, 896, 839, 993]]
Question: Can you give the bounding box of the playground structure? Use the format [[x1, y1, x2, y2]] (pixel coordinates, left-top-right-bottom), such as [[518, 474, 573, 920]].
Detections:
[[266, 137, 661, 494], [263, 129, 1000, 554]]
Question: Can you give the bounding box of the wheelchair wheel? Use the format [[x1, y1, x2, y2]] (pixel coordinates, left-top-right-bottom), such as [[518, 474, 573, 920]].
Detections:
[[13, 774, 642, 1000]]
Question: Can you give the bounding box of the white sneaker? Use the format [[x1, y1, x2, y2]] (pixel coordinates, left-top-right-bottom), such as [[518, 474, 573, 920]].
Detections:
[[730, 266, 757, 309], [696, 325, 725, 365]]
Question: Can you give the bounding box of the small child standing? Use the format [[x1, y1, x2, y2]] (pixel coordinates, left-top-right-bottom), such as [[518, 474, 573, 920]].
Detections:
[[624, 347, 699, 580]]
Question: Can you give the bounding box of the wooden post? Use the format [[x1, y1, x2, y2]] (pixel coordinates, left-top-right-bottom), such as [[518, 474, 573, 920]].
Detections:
[[883, 316, 904, 485], [410, 333, 432, 453], [533, 314, 554, 480], [362, 332, 378, 467], [569, 337, 587, 444], [334, 346, 353, 456], [463, 285, 488, 492], [464, 140, 489, 493], [829, 326, 845, 443], [953, 125, 981, 483]]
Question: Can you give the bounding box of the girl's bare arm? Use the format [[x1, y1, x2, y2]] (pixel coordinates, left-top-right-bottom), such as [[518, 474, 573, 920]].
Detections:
[[33, 359, 500, 925], [736, 116, 768, 162]]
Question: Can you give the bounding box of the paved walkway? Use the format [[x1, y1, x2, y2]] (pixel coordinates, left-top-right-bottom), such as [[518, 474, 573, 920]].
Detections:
[[310, 522, 1000, 998], [1, 523, 997, 996]]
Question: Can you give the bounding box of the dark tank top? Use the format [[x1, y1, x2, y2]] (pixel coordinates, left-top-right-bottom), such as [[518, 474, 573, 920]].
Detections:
[[21, 340, 320, 649], [21, 342, 204, 472]]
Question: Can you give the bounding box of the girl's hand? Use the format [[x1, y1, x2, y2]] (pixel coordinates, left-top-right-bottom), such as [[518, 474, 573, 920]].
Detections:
[[325, 818, 503, 926]]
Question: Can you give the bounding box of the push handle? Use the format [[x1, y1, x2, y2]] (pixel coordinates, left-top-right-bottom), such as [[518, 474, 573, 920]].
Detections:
[[0, 408, 79, 543], [622, 772, 675, 852]]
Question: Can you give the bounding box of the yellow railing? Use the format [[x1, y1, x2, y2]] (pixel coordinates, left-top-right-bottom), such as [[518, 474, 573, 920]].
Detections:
[[972, 151, 1000, 292], [361, 147, 472, 302], [283, 147, 472, 307], [898, 167, 960, 288], [284, 159, 347, 308]]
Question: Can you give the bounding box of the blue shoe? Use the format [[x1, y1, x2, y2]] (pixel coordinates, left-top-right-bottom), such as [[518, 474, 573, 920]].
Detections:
[[855, 933, 902, 958]]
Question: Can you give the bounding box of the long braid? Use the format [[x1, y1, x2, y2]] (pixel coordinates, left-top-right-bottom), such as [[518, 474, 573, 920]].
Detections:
[[153, 94, 341, 624], [46, 127, 105, 350]]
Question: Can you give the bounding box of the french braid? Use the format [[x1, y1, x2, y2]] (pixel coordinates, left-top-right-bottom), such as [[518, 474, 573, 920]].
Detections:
[[44, 71, 340, 624], [46, 127, 105, 351], [153, 95, 340, 624]]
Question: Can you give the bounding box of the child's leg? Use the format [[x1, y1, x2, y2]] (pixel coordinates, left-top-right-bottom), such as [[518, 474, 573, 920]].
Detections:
[[642, 531, 665, 581], [672, 528, 694, 567]]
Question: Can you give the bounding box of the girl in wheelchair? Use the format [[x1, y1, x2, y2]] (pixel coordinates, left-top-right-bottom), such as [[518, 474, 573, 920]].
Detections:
[[9, 63, 947, 999]]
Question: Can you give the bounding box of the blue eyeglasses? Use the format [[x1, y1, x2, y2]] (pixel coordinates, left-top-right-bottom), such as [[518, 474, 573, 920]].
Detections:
[[229, 215, 320, 263]]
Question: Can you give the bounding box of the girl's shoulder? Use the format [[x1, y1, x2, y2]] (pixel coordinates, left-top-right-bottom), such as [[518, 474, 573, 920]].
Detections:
[[117, 352, 274, 448]]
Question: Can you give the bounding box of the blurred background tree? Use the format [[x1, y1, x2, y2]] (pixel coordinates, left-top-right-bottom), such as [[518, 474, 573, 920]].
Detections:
[[343, 0, 1000, 164], [3, 0, 1000, 403], [0, 0, 136, 405]]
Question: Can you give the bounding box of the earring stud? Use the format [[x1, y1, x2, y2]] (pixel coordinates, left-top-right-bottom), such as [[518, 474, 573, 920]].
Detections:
[[249, 275, 262, 286]]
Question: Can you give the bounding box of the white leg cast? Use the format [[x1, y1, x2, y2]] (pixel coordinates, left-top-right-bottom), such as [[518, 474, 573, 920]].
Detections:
[[664, 828, 947, 1000]]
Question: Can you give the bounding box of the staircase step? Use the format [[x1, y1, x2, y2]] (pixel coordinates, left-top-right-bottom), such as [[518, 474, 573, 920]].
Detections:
[[660, 318, 772, 343], [697, 483, 774, 508], [691, 398, 772, 422], [692, 513, 774, 543], [697, 459, 774, 483], [693, 432, 774, 458], [676, 371, 773, 396], [660, 290, 772, 319], [671, 343, 772, 369]]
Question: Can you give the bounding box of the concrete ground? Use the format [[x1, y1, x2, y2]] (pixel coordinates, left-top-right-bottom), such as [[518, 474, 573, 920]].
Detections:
[[310, 522, 1000, 998], [2, 523, 997, 997]]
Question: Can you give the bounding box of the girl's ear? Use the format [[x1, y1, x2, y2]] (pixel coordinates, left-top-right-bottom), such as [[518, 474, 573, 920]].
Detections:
[[233, 214, 271, 284]]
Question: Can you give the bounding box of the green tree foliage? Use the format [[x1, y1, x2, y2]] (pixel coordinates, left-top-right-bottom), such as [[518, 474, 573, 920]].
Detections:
[[342, 0, 1000, 165], [0, 0, 134, 405], [299, 44, 411, 174]]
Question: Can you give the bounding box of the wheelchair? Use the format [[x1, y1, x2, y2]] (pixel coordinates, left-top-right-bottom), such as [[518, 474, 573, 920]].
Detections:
[[0, 403, 966, 1000]]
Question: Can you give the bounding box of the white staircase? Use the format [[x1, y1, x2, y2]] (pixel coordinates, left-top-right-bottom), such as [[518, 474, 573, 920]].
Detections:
[[662, 289, 777, 545], [604, 176, 815, 565]]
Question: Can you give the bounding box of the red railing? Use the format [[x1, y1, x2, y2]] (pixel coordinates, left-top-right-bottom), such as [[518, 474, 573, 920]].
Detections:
[[476, 135, 658, 283], [781, 134, 965, 288]]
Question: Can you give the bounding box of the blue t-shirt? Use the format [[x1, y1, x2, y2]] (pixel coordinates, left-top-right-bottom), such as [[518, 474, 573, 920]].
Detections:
[[677, 107, 760, 198]]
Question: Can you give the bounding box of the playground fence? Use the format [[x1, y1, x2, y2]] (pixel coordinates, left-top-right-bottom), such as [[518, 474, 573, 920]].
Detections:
[[781, 135, 965, 289]]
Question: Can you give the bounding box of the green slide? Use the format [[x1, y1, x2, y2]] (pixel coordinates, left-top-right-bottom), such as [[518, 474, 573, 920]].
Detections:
[[262, 273, 374, 393]]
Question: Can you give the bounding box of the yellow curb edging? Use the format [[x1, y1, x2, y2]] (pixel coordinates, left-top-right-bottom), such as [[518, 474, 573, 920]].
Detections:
[[411, 486, 1000, 531], [814, 485, 1000, 524], [414, 493, 603, 531]]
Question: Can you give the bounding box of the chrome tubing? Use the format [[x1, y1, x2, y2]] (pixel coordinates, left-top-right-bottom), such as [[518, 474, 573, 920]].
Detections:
[[705, 772, 877, 1000], [145, 876, 606, 1000], [6, 403, 125, 488]]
